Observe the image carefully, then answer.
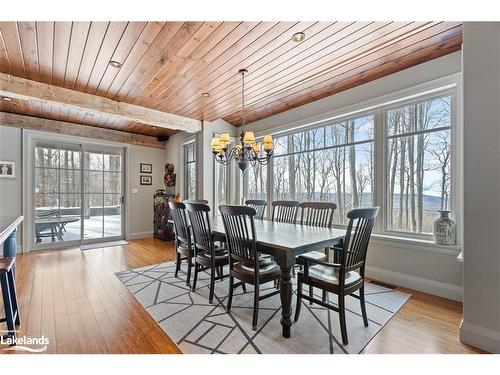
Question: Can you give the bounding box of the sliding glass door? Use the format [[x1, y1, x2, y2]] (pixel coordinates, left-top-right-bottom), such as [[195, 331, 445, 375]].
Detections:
[[33, 141, 124, 248]]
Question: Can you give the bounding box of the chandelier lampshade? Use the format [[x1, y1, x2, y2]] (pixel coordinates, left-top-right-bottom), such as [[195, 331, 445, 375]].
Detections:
[[210, 69, 274, 173]]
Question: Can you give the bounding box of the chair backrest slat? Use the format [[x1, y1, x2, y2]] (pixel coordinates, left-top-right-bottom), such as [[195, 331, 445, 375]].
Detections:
[[341, 207, 379, 271], [219, 205, 257, 264], [168, 201, 190, 245], [185, 203, 213, 255], [245, 199, 267, 220], [299, 201, 337, 228], [271, 200, 300, 224]]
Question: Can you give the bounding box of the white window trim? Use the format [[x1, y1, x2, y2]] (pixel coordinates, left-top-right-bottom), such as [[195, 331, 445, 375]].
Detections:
[[182, 139, 197, 200], [247, 73, 462, 252]]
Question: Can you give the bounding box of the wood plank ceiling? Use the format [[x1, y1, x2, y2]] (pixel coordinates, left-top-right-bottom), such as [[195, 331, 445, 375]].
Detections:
[[0, 21, 463, 137]]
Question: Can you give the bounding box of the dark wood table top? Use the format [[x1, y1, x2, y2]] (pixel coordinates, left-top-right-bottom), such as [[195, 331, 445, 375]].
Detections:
[[210, 216, 346, 265]]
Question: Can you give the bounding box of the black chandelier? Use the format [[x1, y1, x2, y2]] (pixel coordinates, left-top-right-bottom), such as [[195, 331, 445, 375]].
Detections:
[[210, 69, 274, 173]]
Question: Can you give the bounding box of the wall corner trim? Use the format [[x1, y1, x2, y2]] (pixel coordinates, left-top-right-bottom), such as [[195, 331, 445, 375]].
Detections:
[[460, 319, 500, 353], [365, 265, 463, 302]]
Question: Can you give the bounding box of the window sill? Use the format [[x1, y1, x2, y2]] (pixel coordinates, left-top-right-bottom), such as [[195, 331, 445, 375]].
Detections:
[[370, 233, 462, 256]]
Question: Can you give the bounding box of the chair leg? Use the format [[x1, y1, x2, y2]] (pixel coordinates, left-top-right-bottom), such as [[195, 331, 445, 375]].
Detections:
[[294, 277, 303, 322], [216, 266, 221, 278], [226, 276, 234, 312], [209, 267, 216, 303], [242, 283, 247, 293], [338, 293, 348, 345], [186, 255, 192, 286], [7, 270, 19, 325], [191, 263, 199, 292], [252, 285, 259, 330], [322, 290, 327, 303], [309, 285, 314, 305], [174, 251, 181, 278], [360, 285, 369, 327], [0, 274, 15, 338]]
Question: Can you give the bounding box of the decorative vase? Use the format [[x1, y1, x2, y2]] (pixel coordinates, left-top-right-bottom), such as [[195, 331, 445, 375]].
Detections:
[[433, 210, 456, 245]]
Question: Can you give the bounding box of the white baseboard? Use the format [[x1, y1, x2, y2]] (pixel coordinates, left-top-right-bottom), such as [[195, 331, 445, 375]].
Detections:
[[366, 265, 463, 302], [460, 319, 500, 353], [127, 231, 154, 240]]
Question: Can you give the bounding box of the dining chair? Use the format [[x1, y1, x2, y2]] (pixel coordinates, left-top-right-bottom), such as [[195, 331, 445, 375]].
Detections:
[[183, 199, 209, 205], [185, 203, 229, 303], [219, 205, 280, 330], [271, 200, 300, 223], [245, 199, 267, 220], [294, 207, 379, 345], [168, 201, 194, 286]]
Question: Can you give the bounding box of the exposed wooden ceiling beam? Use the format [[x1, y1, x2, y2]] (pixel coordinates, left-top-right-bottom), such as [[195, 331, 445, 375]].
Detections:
[[0, 112, 166, 149], [0, 72, 201, 133]]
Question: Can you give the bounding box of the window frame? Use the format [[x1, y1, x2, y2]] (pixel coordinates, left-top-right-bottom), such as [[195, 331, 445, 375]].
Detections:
[[243, 75, 460, 242], [183, 141, 197, 200]]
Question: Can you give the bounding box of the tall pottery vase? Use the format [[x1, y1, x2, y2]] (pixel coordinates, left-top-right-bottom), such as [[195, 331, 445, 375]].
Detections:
[[433, 210, 456, 245]]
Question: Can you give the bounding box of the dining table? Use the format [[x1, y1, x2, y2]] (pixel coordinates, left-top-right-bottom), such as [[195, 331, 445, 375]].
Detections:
[[210, 216, 346, 338]]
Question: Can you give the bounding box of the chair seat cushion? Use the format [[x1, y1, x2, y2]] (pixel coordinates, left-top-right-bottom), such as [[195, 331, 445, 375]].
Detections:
[[296, 250, 327, 262], [233, 257, 280, 278], [308, 265, 361, 286], [196, 247, 229, 264]]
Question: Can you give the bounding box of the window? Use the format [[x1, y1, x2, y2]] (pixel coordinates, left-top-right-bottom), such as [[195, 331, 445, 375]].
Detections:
[[214, 160, 230, 209], [243, 85, 456, 238], [385, 95, 452, 235], [271, 114, 374, 225], [183, 142, 196, 200]]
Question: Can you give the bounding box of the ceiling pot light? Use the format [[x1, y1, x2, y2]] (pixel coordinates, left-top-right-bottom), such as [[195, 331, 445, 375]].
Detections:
[[292, 32, 306, 42], [202, 92, 210, 97], [1, 96, 13, 102], [109, 60, 122, 68]]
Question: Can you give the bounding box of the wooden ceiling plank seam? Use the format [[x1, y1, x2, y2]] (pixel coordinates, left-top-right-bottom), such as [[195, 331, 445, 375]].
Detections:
[[52, 22, 73, 87], [63, 22, 91, 89], [224, 30, 462, 125], [125, 21, 206, 105], [102, 21, 166, 98], [93, 21, 148, 96], [36, 22, 54, 85], [172, 21, 350, 117], [211, 22, 459, 122], [198, 22, 428, 120], [150, 21, 263, 106], [73, 21, 110, 92], [84, 21, 129, 94], [224, 27, 462, 124], [145, 21, 242, 100], [17, 21, 40, 82], [0, 27, 13, 74], [134, 21, 223, 107], [194, 21, 377, 120], [111, 22, 186, 102], [241, 39, 462, 124], [161, 21, 311, 115], [0, 22, 27, 77]]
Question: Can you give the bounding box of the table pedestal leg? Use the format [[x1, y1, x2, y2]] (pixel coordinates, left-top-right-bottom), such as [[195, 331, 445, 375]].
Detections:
[[279, 266, 292, 338]]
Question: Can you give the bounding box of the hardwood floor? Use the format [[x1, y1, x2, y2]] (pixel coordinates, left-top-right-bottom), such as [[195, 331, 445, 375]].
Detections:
[[0, 238, 483, 354]]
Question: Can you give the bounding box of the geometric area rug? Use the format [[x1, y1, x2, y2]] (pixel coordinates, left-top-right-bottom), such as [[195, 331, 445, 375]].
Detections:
[[116, 261, 410, 354]]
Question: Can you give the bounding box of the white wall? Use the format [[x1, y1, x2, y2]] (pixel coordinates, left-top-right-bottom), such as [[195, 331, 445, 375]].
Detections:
[[460, 22, 500, 353], [127, 144, 168, 239], [0, 124, 168, 248], [165, 118, 239, 207], [245, 51, 464, 301], [0, 126, 23, 252]]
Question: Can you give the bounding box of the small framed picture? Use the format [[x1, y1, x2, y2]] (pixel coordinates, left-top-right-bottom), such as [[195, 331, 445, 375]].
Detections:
[[140, 163, 152, 174], [0, 161, 15, 178], [140, 175, 152, 185]]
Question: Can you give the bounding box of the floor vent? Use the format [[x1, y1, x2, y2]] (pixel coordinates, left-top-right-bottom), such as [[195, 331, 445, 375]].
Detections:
[[368, 280, 396, 289]]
